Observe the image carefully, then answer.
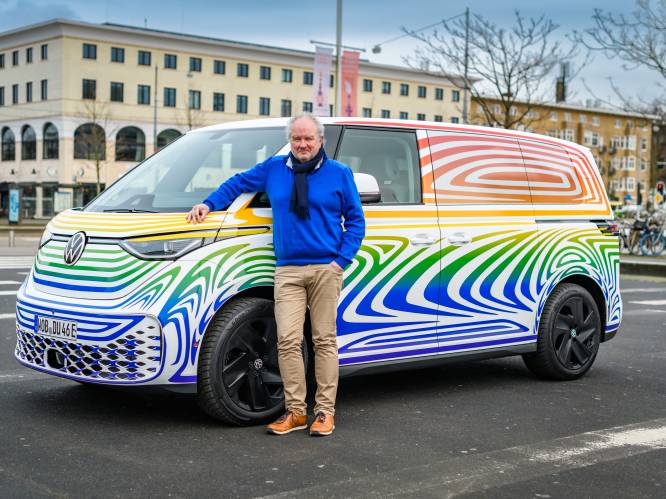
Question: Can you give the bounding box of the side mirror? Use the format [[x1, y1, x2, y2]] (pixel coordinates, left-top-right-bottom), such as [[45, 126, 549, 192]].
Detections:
[[353, 173, 381, 204]]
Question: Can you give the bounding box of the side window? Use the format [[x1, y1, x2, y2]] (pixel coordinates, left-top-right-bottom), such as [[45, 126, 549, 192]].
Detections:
[[337, 127, 421, 204]]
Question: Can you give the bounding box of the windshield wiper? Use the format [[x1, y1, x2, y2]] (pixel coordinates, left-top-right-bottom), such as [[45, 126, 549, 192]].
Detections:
[[102, 208, 158, 213]]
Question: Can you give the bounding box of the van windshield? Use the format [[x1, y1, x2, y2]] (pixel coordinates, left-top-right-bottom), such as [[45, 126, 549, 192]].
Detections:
[[86, 127, 287, 213]]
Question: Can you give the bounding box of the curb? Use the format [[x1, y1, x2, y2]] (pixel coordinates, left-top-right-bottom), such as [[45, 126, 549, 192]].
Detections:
[[621, 260, 666, 278]]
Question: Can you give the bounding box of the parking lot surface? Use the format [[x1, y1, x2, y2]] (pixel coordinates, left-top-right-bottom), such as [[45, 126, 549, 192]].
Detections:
[[1, 259, 664, 498]]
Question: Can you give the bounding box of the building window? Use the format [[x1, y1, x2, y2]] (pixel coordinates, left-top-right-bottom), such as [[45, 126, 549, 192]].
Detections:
[[435, 88, 444, 101], [330, 74, 335, 88], [188, 90, 201, 110], [164, 87, 176, 107], [399, 112, 408, 119], [21, 125, 36, 160], [303, 101, 313, 112], [237, 63, 249, 77], [614, 119, 622, 128], [189, 57, 202, 72], [237, 95, 248, 113], [214, 60, 226, 74], [260, 65, 271, 80], [12, 84, 18, 104], [434, 115, 443, 122], [362, 107, 372, 117], [451, 90, 460, 102], [12, 50, 18, 65], [137, 84, 150, 105], [451, 117, 460, 123], [40, 43, 48, 60], [74, 123, 106, 160], [282, 68, 293, 83], [363, 79, 373, 92], [164, 54, 177, 69], [381, 109, 390, 118], [115, 126, 145, 161], [0, 87, 4, 106], [82, 43, 97, 60], [40, 79, 47, 100], [82, 79, 96, 100], [549, 111, 558, 121], [579, 114, 587, 123], [400, 83, 409, 96], [110, 82, 124, 102], [382, 81, 391, 94], [0, 54, 4, 68], [1, 127, 15, 161], [259, 97, 270, 116], [280, 99, 292, 117], [25, 82, 32, 102], [418, 86, 426, 98], [303, 71, 313, 85], [640, 158, 648, 171], [26, 47, 33, 64], [138, 50, 151, 66], [592, 116, 600, 126], [417, 113, 426, 121], [213, 92, 225, 111], [43, 122, 58, 159], [564, 112, 572, 122], [111, 47, 125, 63], [641, 137, 648, 151], [329, 104, 334, 116], [157, 129, 181, 149]]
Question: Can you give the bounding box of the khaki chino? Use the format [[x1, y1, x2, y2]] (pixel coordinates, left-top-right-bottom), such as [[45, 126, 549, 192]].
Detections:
[[274, 263, 344, 416]]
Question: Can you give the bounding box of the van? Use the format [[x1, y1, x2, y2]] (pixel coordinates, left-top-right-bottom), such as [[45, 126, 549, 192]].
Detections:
[[15, 118, 622, 425]]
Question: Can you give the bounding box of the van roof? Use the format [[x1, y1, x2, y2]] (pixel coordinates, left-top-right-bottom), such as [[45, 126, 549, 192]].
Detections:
[[192, 117, 593, 155]]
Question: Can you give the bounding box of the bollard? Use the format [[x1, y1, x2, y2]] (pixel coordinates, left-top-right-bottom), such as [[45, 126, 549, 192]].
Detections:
[[8, 229, 15, 247]]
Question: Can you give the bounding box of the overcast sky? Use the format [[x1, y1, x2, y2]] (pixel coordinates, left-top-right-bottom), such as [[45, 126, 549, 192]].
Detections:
[[0, 0, 662, 107]]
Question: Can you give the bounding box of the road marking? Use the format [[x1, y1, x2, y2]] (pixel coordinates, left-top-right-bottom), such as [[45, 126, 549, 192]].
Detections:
[[0, 290, 18, 296], [622, 287, 666, 293], [259, 418, 666, 499], [621, 309, 666, 316], [629, 299, 666, 306], [0, 313, 15, 319], [0, 369, 51, 384], [0, 256, 35, 269], [0, 280, 20, 285]]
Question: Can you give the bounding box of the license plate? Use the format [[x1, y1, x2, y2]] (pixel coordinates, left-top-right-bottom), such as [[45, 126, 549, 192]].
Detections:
[[36, 316, 78, 341]]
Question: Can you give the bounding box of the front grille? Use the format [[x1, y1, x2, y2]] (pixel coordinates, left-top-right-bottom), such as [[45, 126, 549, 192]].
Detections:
[[15, 325, 162, 382]]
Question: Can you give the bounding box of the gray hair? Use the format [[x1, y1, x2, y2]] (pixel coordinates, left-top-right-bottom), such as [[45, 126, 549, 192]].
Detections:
[[286, 112, 325, 140]]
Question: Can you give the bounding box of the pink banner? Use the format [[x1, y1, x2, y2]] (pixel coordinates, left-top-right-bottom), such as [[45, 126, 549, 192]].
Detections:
[[313, 46, 333, 117], [341, 50, 360, 117]]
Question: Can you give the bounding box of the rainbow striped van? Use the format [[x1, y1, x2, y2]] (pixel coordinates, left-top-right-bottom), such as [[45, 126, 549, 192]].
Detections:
[[15, 118, 622, 425]]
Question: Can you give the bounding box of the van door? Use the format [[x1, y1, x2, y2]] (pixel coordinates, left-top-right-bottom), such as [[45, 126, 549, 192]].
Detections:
[[426, 130, 539, 357], [333, 127, 441, 367]]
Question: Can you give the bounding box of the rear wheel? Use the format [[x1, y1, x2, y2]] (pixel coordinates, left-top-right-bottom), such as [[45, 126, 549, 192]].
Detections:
[[523, 283, 601, 380], [197, 297, 305, 425]]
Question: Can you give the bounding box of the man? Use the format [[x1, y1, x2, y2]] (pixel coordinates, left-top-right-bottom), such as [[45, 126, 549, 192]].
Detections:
[[187, 113, 365, 436]]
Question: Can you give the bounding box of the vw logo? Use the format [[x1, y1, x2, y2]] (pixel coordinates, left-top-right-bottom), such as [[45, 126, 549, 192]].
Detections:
[[64, 232, 87, 265], [253, 358, 264, 370]]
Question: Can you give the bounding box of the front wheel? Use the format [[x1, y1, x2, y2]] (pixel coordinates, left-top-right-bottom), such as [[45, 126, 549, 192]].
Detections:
[[197, 297, 302, 425], [523, 283, 601, 381]]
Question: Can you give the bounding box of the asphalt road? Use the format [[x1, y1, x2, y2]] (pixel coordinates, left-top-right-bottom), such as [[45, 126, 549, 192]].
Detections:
[[1, 262, 665, 498]]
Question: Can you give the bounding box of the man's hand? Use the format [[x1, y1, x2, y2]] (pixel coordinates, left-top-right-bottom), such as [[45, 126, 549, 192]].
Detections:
[[186, 203, 210, 224], [330, 261, 343, 272]]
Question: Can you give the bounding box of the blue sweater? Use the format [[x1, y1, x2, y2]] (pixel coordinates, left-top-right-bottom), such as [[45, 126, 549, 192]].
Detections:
[[203, 155, 365, 268]]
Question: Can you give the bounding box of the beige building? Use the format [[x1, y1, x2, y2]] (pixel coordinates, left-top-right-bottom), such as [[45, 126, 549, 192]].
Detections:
[[0, 19, 467, 220], [472, 97, 657, 205]]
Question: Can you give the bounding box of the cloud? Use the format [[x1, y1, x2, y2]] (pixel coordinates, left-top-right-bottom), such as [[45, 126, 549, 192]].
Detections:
[[0, 0, 79, 32]]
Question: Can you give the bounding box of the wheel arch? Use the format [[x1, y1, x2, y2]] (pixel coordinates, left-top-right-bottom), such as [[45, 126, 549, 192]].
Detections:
[[557, 274, 608, 341]]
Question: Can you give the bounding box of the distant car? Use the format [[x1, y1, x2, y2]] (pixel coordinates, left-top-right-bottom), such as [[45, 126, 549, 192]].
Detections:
[[15, 118, 622, 425]]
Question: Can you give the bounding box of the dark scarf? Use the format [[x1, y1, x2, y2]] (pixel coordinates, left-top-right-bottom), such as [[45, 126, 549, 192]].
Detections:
[[288, 147, 326, 220]]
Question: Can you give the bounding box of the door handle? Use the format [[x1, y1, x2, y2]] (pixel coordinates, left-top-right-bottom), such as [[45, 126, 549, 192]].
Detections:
[[447, 232, 472, 246], [409, 233, 437, 246]]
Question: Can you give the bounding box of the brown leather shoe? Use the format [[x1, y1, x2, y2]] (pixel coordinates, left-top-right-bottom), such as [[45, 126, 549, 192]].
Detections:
[[266, 411, 307, 435], [309, 412, 335, 436]]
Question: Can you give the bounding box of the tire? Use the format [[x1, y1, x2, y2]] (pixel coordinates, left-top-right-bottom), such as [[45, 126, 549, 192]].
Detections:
[[523, 283, 601, 381], [197, 297, 309, 425]]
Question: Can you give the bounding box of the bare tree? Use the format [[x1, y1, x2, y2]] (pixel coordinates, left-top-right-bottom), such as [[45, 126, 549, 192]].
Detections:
[[405, 11, 581, 129], [78, 99, 113, 195]]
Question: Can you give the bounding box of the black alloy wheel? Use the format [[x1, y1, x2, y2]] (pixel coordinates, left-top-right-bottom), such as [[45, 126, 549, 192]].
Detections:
[[523, 283, 601, 380], [197, 297, 309, 425]]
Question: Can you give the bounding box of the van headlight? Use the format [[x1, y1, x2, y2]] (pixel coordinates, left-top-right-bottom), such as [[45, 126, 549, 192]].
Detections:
[[120, 235, 216, 260], [39, 229, 52, 248]]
